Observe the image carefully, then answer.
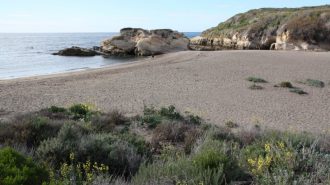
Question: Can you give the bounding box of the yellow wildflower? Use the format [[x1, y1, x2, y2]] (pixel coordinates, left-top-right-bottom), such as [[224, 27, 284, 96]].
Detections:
[[265, 143, 271, 153], [277, 141, 285, 149], [257, 157, 264, 171], [265, 155, 272, 166], [86, 172, 93, 182], [60, 163, 69, 177], [286, 151, 293, 158], [69, 152, 75, 161], [248, 158, 256, 166]]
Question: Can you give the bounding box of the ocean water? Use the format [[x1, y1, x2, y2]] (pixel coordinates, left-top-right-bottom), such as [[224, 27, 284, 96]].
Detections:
[[0, 32, 200, 79]]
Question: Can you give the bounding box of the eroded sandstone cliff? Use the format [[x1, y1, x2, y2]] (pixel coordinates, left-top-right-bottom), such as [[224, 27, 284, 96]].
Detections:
[[190, 5, 330, 51]]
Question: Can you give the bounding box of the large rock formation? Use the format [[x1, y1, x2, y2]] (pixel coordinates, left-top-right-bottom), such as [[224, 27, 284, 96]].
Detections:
[[101, 28, 190, 56], [191, 5, 330, 51], [52, 46, 99, 57]]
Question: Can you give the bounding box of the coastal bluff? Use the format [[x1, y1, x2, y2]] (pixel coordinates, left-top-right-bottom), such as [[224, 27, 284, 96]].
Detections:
[[190, 5, 330, 51], [101, 28, 190, 56]]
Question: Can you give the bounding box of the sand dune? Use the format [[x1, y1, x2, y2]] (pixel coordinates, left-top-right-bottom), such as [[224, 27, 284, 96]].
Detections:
[[1, 51, 329, 133]]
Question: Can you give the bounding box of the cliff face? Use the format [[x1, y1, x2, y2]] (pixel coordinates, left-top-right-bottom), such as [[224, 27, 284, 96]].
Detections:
[[190, 5, 330, 51], [101, 28, 189, 56]]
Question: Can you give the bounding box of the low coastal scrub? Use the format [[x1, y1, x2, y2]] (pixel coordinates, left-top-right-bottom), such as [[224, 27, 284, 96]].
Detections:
[[249, 84, 264, 90], [0, 104, 330, 185], [304, 79, 325, 88], [246, 77, 268, 83], [290, 88, 308, 95], [274, 81, 309, 95], [225, 120, 239, 128], [274, 81, 294, 88], [247, 77, 267, 90]]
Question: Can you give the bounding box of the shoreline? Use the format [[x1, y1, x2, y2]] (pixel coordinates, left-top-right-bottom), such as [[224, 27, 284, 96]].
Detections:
[[1, 50, 330, 133], [0, 57, 150, 83], [1, 50, 327, 83]]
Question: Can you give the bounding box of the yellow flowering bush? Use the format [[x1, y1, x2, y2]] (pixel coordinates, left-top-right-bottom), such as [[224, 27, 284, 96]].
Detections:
[[49, 153, 109, 184], [69, 103, 95, 121], [245, 141, 295, 177]]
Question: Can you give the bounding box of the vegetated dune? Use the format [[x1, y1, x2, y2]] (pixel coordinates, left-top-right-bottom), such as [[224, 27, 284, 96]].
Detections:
[[1, 105, 330, 184], [190, 5, 330, 51]]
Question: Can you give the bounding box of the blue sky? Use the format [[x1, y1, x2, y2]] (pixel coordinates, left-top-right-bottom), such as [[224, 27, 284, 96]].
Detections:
[[0, 0, 329, 32]]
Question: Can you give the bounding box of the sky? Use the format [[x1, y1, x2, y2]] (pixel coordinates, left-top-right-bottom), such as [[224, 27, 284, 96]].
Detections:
[[0, 0, 329, 33]]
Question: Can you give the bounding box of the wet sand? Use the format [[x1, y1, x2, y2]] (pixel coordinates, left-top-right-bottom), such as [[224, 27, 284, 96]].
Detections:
[[1, 51, 329, 133]]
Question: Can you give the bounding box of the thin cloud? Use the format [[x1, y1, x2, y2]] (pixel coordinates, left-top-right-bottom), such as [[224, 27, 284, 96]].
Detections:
[[7, 13, 32, 18]]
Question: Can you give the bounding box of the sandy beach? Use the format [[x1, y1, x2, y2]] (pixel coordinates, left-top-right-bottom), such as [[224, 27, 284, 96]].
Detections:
[[1, 50, 329, 133]]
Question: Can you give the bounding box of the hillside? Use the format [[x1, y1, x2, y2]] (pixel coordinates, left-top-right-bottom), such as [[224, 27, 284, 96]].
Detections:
[[190, 5, 330, 51]]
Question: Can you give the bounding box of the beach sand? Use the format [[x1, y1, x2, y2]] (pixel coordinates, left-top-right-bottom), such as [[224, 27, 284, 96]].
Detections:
[[1, 50, 329, 133]]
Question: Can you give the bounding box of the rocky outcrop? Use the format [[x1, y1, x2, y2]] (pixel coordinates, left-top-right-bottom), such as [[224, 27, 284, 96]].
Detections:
[[53, 46, 99, 57], [191, 5, 330, 51], [101, 28, 190, 56]]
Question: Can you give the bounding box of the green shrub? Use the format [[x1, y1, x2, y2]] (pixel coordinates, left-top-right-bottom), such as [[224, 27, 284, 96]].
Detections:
[[185, 113, 202, 125], [37, 124, 145, 178], [184, 128, 203, 154], [290, 88, 308, 95], [0, 116, 63, 147], [158, 105, 183, 120], [141, 114, 163, 129], [107, 140, 143, 177], [38, 106, 71, 120], [249, 84, 264, 90], [141, 106, 201, 129], [225, 120, 239, 128], [152, 121, 189, 143], [275, 81, 294, 88], [141, 106, 177, 129], [134, 139, 247, 185], [193, 148, 229, 169], [78, 133, 145, 177], [210, 126, 238, 142], [47, 152, 111, 185], [133, 158, 225, 185], [305, 79, 325, 88], [260, 131, 315, 149], [318, 135, 330, 153], [240, 131, 330, 184], [151, 121, 202, 154], [91, 111, 129, 132], [36, 122, 89, 166], [91, 176, 127, 185], [77, 133, 115, 162], [293, 146, 330, 184], [235, 129, 261, 145], [152, 122, 183, 152], [0, 147, 48, 185], [69, 104, 95, 121], [49, 106, 67, 113], [142, 105, 157, 115], [118, 133, 150, 156], [246, 77, 268, 83], [195, 139, 248, 182]]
